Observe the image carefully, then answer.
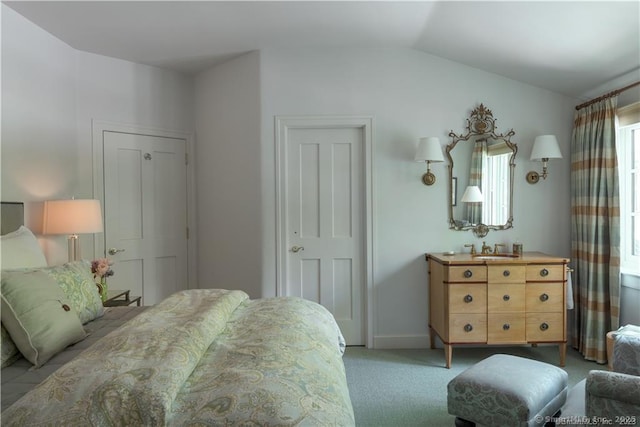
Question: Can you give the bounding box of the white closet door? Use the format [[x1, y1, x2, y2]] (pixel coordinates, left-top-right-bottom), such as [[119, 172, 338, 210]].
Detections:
[[103, 131, 187, 305]]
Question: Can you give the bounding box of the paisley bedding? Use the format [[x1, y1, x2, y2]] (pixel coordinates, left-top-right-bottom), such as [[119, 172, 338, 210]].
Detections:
[[2, 289, 354, 426]]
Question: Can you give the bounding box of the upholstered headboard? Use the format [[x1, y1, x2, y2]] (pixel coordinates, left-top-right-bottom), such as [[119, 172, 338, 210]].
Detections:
[[1, 202, 25, 235]]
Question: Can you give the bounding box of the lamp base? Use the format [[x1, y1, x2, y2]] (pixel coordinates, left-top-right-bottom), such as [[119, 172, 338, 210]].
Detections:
[[421, 172, 436, 186], [67, 234, 80, 262]]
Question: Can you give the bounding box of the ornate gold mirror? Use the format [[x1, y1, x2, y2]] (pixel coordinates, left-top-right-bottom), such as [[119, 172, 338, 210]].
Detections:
[[447, 104, 517, 237]]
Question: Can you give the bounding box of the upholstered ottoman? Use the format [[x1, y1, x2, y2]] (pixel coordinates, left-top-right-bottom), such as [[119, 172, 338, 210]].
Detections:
[[447, 354, 568, 427]]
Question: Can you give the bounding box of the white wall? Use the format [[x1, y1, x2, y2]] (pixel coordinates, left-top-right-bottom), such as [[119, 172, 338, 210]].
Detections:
[[8, 5, 625, 347], [194, 51, 263, 298], [189, 48, 579, 345], [2, 5, 78, 264], [1, 7, 77, 199], [258, 48, 577, 347], [1, 5, 194, 265]]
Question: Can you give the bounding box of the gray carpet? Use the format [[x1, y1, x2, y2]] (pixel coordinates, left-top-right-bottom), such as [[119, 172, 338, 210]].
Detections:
[[343, 345, 600, 426]]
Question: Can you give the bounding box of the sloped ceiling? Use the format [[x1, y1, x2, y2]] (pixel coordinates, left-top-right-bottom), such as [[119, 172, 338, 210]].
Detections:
[[4, 1, 639, 99]]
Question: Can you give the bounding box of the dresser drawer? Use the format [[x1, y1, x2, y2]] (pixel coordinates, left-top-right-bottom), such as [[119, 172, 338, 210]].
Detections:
[[526, 283, 564, 312], [449, 284, 487, 314], [488, 313, 525, 343], [488, 265, 526, 283], [447, 266, 487, 282], [526, 312, 564, 342], [450, 314, 487, 342], [526, 264, 565, 281], [488, 284, 525, 312]]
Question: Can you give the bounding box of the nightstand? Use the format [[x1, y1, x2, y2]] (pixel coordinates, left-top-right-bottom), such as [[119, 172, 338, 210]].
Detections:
[[103, 289, 141, 307]]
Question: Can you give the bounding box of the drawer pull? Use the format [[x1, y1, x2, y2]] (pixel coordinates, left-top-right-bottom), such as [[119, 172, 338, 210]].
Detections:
[[540, 293, 549, 302], [503, 270, 510, 277], [540, 268, 549, 277], [503, 323, 510, 331], [540, 322, 549, 331], [464, 269, 473, 278], [464, 294, 473, 303], [464, 324, 473, 332], [503, 294, 510, 301]]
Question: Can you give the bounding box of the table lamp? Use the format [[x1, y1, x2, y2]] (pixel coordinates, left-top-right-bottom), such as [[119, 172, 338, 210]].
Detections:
[[42, 199, 103, 261]]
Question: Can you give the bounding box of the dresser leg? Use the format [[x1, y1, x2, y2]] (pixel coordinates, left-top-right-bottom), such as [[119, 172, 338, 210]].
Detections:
[[559, 343, 566, 367], [455, 417, 475, 427], [429, 327, 436, 349], [445, 344, 452, 368]]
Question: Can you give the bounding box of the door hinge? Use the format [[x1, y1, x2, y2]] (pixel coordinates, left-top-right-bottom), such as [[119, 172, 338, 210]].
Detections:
[[186, 227, 190, 239], [185, 153, 188, 165]]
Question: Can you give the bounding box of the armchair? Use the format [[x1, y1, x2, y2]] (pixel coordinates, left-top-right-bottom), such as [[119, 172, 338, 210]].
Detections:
[[587, 334, 640, 417], [562, 333, 640, 423]]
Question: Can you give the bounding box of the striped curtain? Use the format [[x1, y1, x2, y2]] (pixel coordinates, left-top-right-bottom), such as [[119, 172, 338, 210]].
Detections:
[[466, 139, 486, 224], [570, 97, 621, 364]]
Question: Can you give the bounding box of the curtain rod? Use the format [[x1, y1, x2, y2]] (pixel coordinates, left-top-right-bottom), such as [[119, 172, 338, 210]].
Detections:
[[575, 81, 640, 111]]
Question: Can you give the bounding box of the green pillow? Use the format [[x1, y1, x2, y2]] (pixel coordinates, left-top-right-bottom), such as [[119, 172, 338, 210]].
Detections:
[[44, 260, 104, 324], [0, 226, 48, 269], [1, 270, 86, 367], [1, 323, 20, 368]]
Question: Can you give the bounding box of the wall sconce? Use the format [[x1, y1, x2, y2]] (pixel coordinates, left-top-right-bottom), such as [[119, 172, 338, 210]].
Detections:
[[42, 199, 103, 261], [460, 185, 483, 203], [526, 135, 562, 184], [415, 137, 444, 185]]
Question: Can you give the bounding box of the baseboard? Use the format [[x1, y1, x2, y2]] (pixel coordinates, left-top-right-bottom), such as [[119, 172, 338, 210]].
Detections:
[[372, 334, 430, 349]]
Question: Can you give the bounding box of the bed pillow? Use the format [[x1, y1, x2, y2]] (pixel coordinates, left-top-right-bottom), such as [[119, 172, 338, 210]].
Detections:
[[0, 226, 47, 269], [44, 260, 104, 324], [1, 323, 20, 368], [1, 269, 86, 367]]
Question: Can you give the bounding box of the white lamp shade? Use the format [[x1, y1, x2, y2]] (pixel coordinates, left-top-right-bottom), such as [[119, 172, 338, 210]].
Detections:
[[461, 186, 483, 203], [415, 137, 444, 162], [42, 199, 103, 235], [530, 135, 562, 160]]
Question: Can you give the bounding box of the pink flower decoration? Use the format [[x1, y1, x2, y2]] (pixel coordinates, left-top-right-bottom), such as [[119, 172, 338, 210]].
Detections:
[[91, 258, 114, 279]]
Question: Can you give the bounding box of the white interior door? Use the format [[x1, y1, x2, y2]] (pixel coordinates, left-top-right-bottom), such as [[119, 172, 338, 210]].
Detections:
[[103, 131, 187, 305], [283, 126, 365, 345]]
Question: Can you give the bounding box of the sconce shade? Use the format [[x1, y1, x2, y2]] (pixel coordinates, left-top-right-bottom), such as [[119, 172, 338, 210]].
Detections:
[[530, 135, 562, 160], [460, 186, 483, 203], [415, 137, 444, 162], [42, 199, 103, 235]]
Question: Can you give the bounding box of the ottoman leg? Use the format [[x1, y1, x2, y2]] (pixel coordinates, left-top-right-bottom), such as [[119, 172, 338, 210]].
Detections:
[[454, 417, 475, 427], [544, 410, 561, 427]]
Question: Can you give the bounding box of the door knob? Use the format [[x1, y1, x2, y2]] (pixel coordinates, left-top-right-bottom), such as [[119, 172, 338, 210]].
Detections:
[[108, 248, 126, 255], [291, 246, 305, 253]]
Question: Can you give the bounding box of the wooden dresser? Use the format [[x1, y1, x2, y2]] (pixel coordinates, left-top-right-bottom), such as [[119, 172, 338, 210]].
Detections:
[[426, 252, 569, 368]]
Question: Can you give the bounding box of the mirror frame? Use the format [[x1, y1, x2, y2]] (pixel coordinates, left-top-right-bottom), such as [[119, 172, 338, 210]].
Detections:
[[446, 104, 517, 237]]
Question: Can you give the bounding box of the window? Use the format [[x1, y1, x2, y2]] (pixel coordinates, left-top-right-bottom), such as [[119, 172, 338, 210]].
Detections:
[[617, 103, 640, 276], [481, 152, 510, 225]]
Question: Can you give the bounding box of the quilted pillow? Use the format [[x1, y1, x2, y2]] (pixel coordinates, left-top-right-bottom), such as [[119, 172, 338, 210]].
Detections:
[[43, 260, 104, 324], [1, 323, 20, 368], [1, 270, 86, 367], [0, 226, 47, 269]]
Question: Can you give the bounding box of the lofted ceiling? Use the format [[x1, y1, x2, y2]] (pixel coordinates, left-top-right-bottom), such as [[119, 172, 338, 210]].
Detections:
[[4, 1, 639, 99]]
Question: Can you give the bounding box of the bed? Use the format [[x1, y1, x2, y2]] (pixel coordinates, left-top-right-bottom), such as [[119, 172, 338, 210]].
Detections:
[[1, 203, 354, 426]]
